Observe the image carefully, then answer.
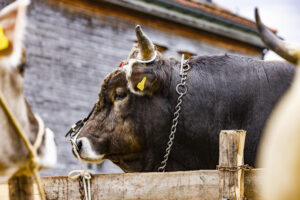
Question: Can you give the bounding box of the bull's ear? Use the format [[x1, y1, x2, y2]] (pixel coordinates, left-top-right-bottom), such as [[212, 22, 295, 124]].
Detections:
[[128, 65, 162, 96], [0, 0, 29, 68]]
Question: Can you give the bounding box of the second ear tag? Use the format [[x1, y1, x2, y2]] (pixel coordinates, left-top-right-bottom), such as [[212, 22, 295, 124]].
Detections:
[[0, 25, 9, 51], [137, 77, 147, 91]]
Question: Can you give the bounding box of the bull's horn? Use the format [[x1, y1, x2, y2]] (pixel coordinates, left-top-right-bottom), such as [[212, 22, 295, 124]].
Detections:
[[135, 25, 155, 61], [255, 8, 299, 64]]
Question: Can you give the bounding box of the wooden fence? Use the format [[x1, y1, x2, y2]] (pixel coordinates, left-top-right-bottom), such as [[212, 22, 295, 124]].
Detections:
[[2, 130, 264, 200]]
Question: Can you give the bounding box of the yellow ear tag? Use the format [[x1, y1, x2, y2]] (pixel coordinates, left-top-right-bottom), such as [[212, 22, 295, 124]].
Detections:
[[137, 77, 147, 91], [0, 25, 9, 51]]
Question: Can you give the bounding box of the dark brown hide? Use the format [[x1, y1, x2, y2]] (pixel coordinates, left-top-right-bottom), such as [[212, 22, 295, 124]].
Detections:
[[77, 53, 295, 173], [79, 70, 145, 171], [77, 56, 175, 172]]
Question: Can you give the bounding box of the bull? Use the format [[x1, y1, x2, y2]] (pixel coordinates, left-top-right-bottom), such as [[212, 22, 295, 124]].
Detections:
[[0, 0, 56, 182], [255, 8, 300, 200], [72, 21, 296, 172]]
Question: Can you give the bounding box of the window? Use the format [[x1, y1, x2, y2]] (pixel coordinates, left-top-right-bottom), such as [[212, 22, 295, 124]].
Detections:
[[177, 51, 196, 59], [133, 40, 168, 54], [155, 44, 168, 54]]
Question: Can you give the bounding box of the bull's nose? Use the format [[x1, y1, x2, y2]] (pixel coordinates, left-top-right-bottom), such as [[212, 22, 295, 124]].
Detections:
[[72, 137, 105, 162], [76, 138, 83, 153]]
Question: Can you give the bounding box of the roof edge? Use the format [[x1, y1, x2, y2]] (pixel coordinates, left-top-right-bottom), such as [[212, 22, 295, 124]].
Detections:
[[153, 0, 259, 34], [102, 0, 265, 48]]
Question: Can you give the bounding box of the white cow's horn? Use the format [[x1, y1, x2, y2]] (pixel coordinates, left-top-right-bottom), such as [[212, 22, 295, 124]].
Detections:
[[255, 8, 300, 64]]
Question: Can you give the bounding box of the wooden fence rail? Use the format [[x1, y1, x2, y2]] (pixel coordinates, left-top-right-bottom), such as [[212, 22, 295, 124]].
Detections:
[[2, 130, 263, 200], [1, 169, 263, 200]]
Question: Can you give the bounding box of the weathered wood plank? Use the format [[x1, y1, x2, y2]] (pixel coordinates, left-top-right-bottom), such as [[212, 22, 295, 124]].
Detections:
[[8, 175, 34, 200], [42, 171, 219, 200], [0, 169, 263, 200], [0, 184, 40, 200]]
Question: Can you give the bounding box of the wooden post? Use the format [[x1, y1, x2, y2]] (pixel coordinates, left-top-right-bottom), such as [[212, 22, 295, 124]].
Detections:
[[8, 175, 34, 200], [218, 130, 246, 200]]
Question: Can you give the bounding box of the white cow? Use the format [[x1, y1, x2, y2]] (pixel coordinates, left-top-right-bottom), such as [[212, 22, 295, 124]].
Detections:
[[0, 0, 56, 182], [255, 8, 300, 200]]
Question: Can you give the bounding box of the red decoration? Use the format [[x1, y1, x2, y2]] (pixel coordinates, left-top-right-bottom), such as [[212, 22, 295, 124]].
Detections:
[[119, 61, 124, 67]]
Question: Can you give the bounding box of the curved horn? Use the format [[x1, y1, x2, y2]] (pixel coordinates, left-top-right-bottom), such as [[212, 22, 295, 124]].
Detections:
[[255, 8, 299, 64], [135, 25, 155, 61]]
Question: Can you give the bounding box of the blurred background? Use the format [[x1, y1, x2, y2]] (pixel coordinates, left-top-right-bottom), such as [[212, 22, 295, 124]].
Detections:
[[0, 0, 299, 176], [214, 0, 300, 61]]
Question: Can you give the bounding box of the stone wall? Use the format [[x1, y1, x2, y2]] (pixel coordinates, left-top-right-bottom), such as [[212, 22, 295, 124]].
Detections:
[[1, 0, 261, 176]]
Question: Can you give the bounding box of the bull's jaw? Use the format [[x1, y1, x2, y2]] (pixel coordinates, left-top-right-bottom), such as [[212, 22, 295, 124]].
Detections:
[[106, 152, 149, 172], [76, 137, 105, 164]]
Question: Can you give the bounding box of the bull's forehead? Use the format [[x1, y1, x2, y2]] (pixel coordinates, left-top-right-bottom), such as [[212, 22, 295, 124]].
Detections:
[[100, 43, 140, 89], [100, 68, 127, 89], [99, 43, 148, 98], [101, 60, 142, 100], [121, 44, 140, 84], [122, 59, 137, 79], [98, 69, 127, 101]]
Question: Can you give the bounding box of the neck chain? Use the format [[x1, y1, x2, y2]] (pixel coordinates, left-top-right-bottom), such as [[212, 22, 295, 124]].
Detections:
[[158, 55, 191, 172]]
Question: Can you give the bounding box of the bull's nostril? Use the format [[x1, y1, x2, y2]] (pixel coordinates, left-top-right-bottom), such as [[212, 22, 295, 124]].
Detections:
[[76, 139, 83, 152]]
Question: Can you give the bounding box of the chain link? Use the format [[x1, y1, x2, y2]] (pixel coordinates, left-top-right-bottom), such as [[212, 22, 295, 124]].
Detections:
[[79, 177, 85, 200], [68, 142, 92, 200], [158, 55, 191, 172], [216, 164, 253, 172]]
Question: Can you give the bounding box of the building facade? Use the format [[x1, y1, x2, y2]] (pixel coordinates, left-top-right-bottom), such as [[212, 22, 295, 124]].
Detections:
[[1, 0, 266, 176]]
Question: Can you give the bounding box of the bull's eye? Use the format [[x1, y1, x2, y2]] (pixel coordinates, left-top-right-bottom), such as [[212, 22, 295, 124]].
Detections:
[[114, 91, 127, 101]]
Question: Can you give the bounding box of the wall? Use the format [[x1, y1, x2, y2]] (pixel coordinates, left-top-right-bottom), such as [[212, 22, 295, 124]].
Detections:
[[1, 0, 262, 176]]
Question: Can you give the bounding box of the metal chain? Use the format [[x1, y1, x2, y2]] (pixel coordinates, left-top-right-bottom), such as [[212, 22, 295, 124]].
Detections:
[[68, 142, 92, 200], [79, 177, 85, 200], [158, 55, 191, 172], [216, 164, 253, 172]]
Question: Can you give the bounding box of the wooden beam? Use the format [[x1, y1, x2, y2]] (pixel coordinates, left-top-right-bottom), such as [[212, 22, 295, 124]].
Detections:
[[218, 130, 246, 200], [0, 169, 262, 200], [8, 175, 34, 200]]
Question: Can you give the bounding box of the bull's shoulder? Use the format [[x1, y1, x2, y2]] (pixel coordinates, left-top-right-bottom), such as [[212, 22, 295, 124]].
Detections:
[[188, 54, 257, 71], [186, 54, 295, 96], [188, 54, 295, 74]]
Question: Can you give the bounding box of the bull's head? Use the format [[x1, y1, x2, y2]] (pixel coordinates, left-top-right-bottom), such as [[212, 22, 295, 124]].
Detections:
[[76, 25, 176, 172], [0, 0, 56, 181]]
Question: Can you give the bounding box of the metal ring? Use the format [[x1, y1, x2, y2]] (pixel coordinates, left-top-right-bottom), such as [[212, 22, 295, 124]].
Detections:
[[182, 63, 191, 71], [70, 138, 79, 151], [136, 51, 158, 64], [176, 84, 187, 95]]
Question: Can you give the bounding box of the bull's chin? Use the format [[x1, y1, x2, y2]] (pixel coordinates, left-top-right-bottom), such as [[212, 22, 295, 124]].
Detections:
[[80, 155, 105, 164], [82, 158, 105, 164], [105, 152, 145, 172]]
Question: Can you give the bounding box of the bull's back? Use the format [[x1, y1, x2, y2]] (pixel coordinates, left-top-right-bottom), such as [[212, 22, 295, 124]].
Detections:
[[182, 55, 295, 168]]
